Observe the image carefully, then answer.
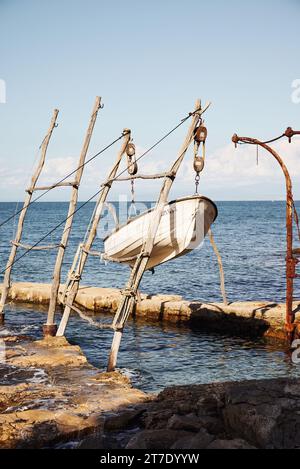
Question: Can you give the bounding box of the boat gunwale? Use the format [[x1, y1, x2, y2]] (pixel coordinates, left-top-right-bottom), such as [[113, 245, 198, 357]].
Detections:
[[103, 195, 218, 243]]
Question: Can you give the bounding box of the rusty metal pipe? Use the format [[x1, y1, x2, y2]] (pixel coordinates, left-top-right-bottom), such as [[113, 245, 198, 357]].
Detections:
[[232, 134, 296, 341]]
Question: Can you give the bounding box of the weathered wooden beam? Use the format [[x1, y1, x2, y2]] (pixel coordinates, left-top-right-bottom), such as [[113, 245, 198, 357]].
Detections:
[[107, 100, 208, 372], [44, 97, 102, 335], [30, 182, 76, 191], [56, 130, 131, 337], [10, 241, 61, 251], [0, 109, 59, 319], [106, 171, 175, 183]]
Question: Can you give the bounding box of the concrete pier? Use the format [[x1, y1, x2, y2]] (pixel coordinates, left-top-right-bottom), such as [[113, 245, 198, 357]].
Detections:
[[1, 282, 300, 340]]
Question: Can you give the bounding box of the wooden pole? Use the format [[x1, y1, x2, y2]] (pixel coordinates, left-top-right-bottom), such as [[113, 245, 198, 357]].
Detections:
[[0, 109, 59, 322], [107, 330, 123, 372], [107, 100, 209, 372], [56, 129, 131, 337], [44, 97, 102, 335]]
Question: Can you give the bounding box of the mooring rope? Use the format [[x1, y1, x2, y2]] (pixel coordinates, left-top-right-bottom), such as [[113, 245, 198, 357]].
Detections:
[[292, 200, 300, 242], [0, 104, 210, 276], [238, 133, 286, 146], [208, 228, 228, 306], [64, 302, 113, 330], [0, 133, 128, 230]]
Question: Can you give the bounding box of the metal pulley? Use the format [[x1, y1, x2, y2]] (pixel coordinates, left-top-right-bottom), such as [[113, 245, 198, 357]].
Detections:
[[193, 122, 207, 194], [125, 141, 138, 219], [126, 143, 138, 175], [194, 156, 205, 173], [194, 124, 208, 144], [193, 123, 207, 163]]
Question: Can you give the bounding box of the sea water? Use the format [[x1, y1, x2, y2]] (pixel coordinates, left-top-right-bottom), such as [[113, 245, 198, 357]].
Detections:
[[0, 201, 299, 392]]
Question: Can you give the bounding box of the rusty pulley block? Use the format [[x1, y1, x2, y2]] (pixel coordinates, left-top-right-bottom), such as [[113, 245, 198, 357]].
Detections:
[[193, 123, 207, 193], [126, 143, 138, 175], [194, 156, 205, 174], [125, 141, 138, 219], [194, 124, 208, 144]]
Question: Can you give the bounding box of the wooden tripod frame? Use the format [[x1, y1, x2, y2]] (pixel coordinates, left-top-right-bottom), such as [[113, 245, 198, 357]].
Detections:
[[0, 109, 59, 322], [0, 97, 102, 333]]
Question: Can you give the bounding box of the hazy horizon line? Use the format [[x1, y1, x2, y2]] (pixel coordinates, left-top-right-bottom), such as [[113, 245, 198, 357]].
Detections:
[[0, 199, 296, 203]]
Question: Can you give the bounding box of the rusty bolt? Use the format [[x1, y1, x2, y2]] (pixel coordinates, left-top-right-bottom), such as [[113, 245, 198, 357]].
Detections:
[[232, 134, 240, 148], [285, 127, 300, 143], [285, 127, 294, 143]]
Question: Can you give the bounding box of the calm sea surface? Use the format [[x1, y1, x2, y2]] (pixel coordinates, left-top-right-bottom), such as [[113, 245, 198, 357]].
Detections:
[[1, 201, 300, 391]]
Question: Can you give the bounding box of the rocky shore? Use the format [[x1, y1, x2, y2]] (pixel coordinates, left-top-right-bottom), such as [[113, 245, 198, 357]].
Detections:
[[108, 379, 300, 449], [0, 334, 149, 449], [102, 377, 300, 450], [1, 333, 300, 449]]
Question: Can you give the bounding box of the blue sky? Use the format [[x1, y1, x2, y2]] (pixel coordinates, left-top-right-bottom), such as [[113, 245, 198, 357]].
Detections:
[[0, 0, 299, 201]]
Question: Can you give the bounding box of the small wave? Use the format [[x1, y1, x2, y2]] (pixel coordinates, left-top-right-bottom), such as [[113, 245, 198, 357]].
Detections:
[[0, 327, 13, 337], [30, 367, 48, 384]]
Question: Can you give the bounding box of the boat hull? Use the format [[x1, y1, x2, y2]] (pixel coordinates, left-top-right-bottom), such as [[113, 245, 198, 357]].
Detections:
[[104, 195, 218, 270]]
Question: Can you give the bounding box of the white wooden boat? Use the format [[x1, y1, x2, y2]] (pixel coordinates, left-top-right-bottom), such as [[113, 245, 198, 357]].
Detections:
[[104, 195, 218, 271]]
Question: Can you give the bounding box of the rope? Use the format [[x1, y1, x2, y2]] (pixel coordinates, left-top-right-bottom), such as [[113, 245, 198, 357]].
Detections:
[[0, 104, 209, 277], [0, 192, 103, 276], [81, 246, 139, 265], [64, 302, 113, 330], [238, 133, 286, 146], [12, 202, 19, 239], [0, 133, 127, 230], [292, 200, 300, 242], [208, 228, 228, 306]]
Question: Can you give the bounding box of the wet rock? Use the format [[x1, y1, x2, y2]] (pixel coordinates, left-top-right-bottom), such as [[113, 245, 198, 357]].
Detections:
[[167, 413, 203, 432], [1, 335, 30, 343], [104, 408, 146, 431], [171, 428, 215, 449], [222, 379, 300, 449], [223, 402, 279, 448], [207, 439, 256, 449], [8, 337, 88, 368], [92, 371, 131, 387], [126, 429, 191, 449], [76, 430, 106, 449], [4, 331, 300, 450], [119, 378, 300, 449], [197, 415, 225, 435], [143, 410, 174, 429], [0, 383, 29, 411], [0, 335, 148, 448]]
